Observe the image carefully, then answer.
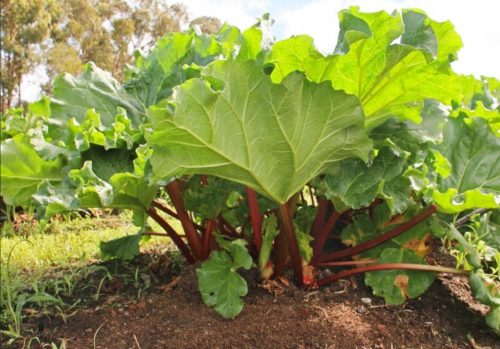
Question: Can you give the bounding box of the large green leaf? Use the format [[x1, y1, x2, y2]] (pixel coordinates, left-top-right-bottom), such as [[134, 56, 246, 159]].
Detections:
[[216, 236, 253, 270], [51, 63, 145, 129], [365, 248, 436, 305], [69, 162, 114, 208], [148, 59, 371, 204], [68, 161, 155, 213], [267, 8, 462, 129], [1, 134, 64, 206], [433, 117, 500, 213], [401, 9, 462, 61], [125, 25, 264, 107], [267, 35, 322, 83], [65, 108, 142, 152], [81, 146, 135, 182]]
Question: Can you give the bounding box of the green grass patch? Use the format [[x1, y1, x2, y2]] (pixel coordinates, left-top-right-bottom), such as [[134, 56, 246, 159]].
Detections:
[[1, 212, 175, 276], [0, 210, 178, 343]]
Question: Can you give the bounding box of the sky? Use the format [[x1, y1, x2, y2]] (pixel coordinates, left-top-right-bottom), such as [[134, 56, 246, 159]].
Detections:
[[22, 0, 500, 101]]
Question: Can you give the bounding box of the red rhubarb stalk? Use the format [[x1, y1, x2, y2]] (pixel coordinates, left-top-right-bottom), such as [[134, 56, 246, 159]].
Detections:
[[311, 198, 329, 238], [166, 181, 204, 260], [277, 203, 304, 286], [203, 219, 216, 259], [317, 259, 376, 267], [152, 200, 205, 231], [317, 262, 467, 286], [218, 214, 239, 236], [319, 205, 437, 263], [311, 209, 341, 266], [147, 208, 195, 264]]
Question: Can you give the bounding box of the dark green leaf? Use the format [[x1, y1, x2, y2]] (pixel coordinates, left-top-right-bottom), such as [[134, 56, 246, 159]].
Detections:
[[433, 117, 500, 212], [365, 248, 436, 305], [100, 234, 143, 261]]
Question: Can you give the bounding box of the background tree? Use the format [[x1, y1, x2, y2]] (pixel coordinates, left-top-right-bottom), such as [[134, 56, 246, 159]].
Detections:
[[46, 0, 190, 85], [190, 16, 221, 34], [1, 0, 220, 110], [0, 0, 60, 112]]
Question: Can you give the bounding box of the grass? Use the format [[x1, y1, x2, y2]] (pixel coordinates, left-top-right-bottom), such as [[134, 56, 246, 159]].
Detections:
[[1, 211, 176, 275], [0, 210, 178, 347]]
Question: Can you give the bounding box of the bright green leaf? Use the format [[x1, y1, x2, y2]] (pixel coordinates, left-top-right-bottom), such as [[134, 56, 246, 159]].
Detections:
[[197, 238, 252, 318], [1, 134, 64, 206], [148, 59, 371, 204]]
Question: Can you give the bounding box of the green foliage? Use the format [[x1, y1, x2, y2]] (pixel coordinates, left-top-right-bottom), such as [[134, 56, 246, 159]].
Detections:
[[0, 134, 64, 206], [100, 234, 144, 261], [183, 176, 244, 219], [259, 216, 279, 279], [51, 63, 145, 129], [196, 237, 252, 318], [266, 7, 464, 129], [433, 117, 500, 213], [1, 6, 499, 332], [315, 147, 411, 214], [148, 59, 371, 203], [365, 248, 436, 304]]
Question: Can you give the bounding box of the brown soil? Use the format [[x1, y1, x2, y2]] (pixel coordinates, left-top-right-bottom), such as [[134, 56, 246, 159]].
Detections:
[[9, 265, 498, 349]]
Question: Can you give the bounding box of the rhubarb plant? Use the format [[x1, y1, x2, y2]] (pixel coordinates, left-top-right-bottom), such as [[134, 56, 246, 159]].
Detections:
[[1, 8, 499, 333]]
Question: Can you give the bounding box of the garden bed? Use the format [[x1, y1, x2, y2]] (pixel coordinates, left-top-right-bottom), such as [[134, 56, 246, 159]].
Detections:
[[9, 258, 499, 349]]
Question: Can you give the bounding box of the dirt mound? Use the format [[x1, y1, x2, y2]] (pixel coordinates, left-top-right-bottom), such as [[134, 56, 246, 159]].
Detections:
[[24, 266, 499, 349]]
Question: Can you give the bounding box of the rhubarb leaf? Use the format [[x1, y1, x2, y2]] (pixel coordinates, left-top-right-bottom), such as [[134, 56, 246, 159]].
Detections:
[[267, 8, 462, 128], [148, 59, 371, 204], [315, 147, 411, 214], [197, 238, 252, 318], [365, 248, 436, 305], [51, 63, 145, 129], [433, 117, 500, 213], [100, 234, 144, 261], [1, 134, 64, 206], [32, 181, 77, 218]]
